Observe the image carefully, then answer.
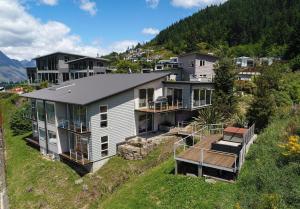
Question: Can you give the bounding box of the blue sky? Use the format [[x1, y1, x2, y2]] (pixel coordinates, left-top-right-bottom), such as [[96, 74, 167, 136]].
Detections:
[[0, 0, 227, 60]]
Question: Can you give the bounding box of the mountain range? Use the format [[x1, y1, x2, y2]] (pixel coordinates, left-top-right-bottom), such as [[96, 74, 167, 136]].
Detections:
[[0, 51, 36, 83]]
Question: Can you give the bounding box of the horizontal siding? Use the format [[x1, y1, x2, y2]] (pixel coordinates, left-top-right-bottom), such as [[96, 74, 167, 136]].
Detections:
[[87, 89, 136, 162]]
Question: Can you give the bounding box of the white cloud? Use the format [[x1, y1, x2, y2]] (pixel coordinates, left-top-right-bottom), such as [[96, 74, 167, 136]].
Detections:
[[171, 0, 227, 8], [0, 0, 137, 60], [79, 0, 97, 16], [40, 0, 58, 6], [142, 28, 160, 36], [110, 40, 139, 52], [146, 0, 159, 9]]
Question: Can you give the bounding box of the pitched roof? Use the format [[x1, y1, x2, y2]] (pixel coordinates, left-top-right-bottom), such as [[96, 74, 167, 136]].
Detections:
[[22, 73, 170, 105]]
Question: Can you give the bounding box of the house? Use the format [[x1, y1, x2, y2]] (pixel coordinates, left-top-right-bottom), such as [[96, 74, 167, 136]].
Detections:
[[237, 68, 261, 81], [30, 52, 110, 84], [154, 57, 179, 71], [26, 67, 38, 84], [178, 52, 218, 82], [22, 68, 215, 173], [234, 56, 255, 68]]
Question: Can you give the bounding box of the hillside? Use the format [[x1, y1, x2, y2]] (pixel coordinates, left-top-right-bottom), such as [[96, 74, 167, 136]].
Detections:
[[149, 0, 300, 57], [0, 51, 30, 82]]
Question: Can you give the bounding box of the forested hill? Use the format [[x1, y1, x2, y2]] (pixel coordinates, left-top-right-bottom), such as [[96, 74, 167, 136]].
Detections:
[[149, 0, 300, 57]]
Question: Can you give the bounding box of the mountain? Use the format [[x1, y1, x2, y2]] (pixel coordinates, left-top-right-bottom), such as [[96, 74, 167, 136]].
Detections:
[[0, 51, 29, 82], [149, 0, 300, 57]]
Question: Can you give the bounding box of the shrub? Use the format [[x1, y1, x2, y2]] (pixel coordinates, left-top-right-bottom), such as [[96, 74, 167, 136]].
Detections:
[[10, 104, 32, 135]]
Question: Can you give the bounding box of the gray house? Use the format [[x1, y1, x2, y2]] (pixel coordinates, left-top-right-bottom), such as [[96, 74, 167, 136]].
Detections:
[[23, 71, 215, 173], [29, 52, 110, 84]]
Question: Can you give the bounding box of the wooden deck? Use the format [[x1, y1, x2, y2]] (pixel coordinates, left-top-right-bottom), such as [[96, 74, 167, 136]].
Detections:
[[176, 135, 237, 171]]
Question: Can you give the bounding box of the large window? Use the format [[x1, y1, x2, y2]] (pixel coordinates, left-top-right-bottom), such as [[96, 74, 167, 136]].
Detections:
[[193, 89, 213, 108], [100, 105, 108, 128], [101, 136, 108, 157], [167, 88, 183, 106], [139, 88, 154, 108], [37, 100, 45, 121], [46, 102, 55, 124]]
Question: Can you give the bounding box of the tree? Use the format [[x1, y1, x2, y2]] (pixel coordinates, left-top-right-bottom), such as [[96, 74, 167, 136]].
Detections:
[[285, 20, 300, 59], [10, 104, 32, 135], [213, 57, 237, 118]]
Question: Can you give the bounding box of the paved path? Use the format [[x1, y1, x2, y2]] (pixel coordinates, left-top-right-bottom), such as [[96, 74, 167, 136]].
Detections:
[[0, 128, 9, 209]]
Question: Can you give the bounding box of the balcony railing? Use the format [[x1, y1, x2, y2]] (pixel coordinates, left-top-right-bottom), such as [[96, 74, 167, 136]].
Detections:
[[189, 74, 214, 82], [137, 100, 184, 113], [58, 119, 91, 134], [23, 112, 37, 121]]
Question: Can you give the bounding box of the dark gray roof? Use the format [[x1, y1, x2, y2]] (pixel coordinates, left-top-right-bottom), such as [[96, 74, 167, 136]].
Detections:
[[34, 51, 85, 60], [23, 73, 170, 105], [66, 56, 109, 64]]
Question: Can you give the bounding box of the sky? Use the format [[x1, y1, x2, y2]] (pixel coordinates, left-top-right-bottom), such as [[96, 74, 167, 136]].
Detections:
[[0, 0, 227, 60]]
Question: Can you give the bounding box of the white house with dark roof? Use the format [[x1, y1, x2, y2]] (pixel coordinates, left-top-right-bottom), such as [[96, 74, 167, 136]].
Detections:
[[23, 70, 215, 173]]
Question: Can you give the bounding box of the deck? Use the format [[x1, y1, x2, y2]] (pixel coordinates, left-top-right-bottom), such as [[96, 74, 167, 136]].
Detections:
[[136, 105, 183, 113], [176, 135, 238, 172]]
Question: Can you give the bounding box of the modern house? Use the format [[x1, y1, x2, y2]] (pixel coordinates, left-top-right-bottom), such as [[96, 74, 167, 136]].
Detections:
[[234, 56, 255, 68], [154, 57, 179, 71], [237, 68, 261, 81], [27, 52, 110, 84]]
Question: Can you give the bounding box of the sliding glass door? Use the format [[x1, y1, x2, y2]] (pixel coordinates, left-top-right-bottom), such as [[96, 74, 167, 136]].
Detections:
[[138, 113, 153, 134]]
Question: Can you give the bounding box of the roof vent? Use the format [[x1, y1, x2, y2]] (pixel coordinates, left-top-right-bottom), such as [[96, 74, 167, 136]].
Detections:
[[68, 90, 71, 93]]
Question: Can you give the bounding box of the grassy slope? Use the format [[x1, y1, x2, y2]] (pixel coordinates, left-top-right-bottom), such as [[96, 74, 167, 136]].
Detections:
[[101, 114, 300, 209], [2, 94, 178, 209]]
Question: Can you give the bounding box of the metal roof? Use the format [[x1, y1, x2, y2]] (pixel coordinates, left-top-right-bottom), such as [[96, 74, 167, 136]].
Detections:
[[22, 73, 170, 105], [65, 56, 110, 64], [33, 51, 86, 60]]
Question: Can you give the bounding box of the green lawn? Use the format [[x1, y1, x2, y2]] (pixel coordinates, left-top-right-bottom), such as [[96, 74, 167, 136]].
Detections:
[[101, 114, 300, 209]]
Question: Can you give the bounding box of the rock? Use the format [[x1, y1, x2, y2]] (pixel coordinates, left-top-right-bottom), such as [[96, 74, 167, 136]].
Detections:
[[82, 184, 88, 192], [75, 179, 83, 185], [26, 186, 33, 193], [205, 178, 217, 184]]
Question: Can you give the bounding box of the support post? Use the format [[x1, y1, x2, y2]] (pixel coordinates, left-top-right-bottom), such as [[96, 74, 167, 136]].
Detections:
[[198, 165, 202, 177], [175, 160, 178, 175]]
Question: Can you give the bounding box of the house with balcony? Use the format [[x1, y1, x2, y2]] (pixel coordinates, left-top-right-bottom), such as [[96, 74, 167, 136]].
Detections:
[[30, 52, 110, 84], [22, 70, 215, 173]]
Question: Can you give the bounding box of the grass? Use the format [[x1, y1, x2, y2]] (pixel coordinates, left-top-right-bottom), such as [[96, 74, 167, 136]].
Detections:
[[100, 113, 300, 209], [2, 94, 179, 209]]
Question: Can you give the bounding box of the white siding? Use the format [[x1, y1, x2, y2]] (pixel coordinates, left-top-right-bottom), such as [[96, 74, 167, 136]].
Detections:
[[87, 89, 136, 162]]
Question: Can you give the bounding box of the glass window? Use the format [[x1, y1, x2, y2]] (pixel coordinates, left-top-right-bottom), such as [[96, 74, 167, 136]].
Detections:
[[39, 128, 46, 141], [193, 89, 200, 107], [101, 136, 108, 157], [100, 105, 108, 128], [139, 89, 147, 107], [206, 90, 212, 105], [48, 130, 57, 144], [46, 102, 55, 124], [200, 90, 206, 105], [37, 100, 45, 121]]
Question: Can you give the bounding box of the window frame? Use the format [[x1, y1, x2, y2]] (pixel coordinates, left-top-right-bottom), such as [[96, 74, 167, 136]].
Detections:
[[101, 135, 109, 157], [100, 105, 108, 128]]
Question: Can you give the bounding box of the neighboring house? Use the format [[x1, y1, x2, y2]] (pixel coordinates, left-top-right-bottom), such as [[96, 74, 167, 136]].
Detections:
[[154, 57, 179, 71], [237, 68, 261, 81], [234, 56, 255, 68], [26, 67, 38, 84], [178, 52, 218, 82], [30, 52, 110, 84], [23, 71, 215, 173]]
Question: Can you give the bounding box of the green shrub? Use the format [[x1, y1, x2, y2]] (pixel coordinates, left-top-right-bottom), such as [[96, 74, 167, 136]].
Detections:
[[10, 104, 31, 135]]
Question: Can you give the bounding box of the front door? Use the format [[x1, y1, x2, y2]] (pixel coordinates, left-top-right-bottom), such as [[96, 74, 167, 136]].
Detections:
[[138, 113, 153, 134]]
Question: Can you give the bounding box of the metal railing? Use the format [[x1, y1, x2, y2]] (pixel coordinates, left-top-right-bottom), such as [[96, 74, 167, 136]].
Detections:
[[69, 149, 88, 165], [58, 119, 91, 133], [174, 124, 238, 171], [243, 124, 255, 145], [138, 100, 184, 112], [189, 74, 215, 82]]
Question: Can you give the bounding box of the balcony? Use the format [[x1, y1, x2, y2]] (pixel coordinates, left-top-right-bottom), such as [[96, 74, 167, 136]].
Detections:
[[189, 74, 214, 82], [136, 98, 184, 113], [60, 150, 90, 166], [58, 119, 91, 134]]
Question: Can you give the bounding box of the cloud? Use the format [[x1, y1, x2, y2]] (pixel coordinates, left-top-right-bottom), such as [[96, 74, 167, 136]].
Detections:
[[79, 0, 97, 16], [171, 0, 227, 8], [40, 0, 58, 6], [142, 28, 160, 36], [146, 0, 159, 9], [0, 0, 137, 60]]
